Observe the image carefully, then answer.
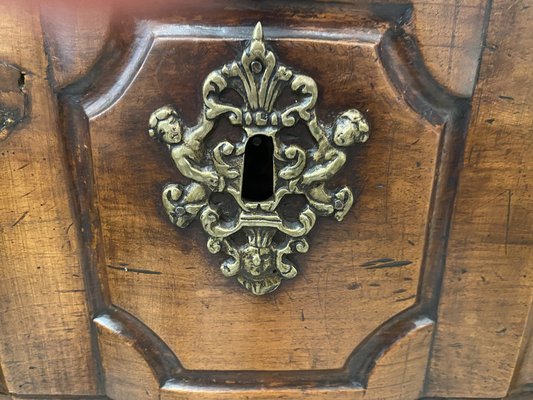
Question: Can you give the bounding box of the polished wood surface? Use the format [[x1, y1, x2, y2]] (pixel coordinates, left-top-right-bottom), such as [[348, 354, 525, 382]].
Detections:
[[426, 1, 533, 397], [86, 22, 441, 372], [0, 3, 99, 396], [0, 1, 531, 399]]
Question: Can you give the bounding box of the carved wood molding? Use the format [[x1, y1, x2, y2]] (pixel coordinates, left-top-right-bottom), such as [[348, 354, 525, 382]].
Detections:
[[59, 4, 471, 393]]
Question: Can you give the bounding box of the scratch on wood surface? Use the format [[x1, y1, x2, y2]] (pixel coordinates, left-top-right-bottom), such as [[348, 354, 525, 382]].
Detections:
[[361, 258, 395, 266], [505, 189, 512, 255], [347, 282, 361, 290], [11, 210, 28, 226], [384, 128, 394, 224], [446, 0, 460, 82], [395, 294, 416, 302], [106, 264, 162, 275], [21, 189, 35, 198], [361, 258, 413, 269], [469, 189, 509, 210]]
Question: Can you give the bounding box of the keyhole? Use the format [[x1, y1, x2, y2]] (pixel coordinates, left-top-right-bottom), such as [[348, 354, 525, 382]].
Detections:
[[242, 135, 274, 202]]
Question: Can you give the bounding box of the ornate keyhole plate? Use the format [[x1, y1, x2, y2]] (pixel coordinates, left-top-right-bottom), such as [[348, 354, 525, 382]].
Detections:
[[148, 22, 369, 295]]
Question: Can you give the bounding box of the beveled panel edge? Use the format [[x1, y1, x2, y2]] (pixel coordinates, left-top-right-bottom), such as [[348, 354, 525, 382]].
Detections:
[[82, 22, 385, 120], [379, 27, 473, 393], [94, 306, 435, 391], [339, 27, 472, 385], [94, 306, 184, 386], [57, 10, 473, 391]]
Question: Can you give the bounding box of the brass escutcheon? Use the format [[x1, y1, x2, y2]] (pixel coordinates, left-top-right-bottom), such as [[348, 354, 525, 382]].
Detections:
[[148, 22, 369, 295]]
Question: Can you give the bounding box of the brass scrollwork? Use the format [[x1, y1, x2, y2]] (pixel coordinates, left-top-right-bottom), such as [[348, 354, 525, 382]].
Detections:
[[148, 22, 369, 295]]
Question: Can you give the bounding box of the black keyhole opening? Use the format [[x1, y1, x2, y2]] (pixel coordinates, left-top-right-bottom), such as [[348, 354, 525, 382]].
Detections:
[[242, 135, 274, 202]]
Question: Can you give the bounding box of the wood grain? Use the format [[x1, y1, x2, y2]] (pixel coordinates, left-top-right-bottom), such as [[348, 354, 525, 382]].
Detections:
[[38, 0, 490, 98], [95, 309, 433, 399], [366, 317, 433, 399], [95, 315, 159, 400], [161, 384, 365, 400], [0, 0, 529, 399], [425, 0, 533, 397], [0, 2, 100, 396], [84, 23, 438, 372], [54, 3, 476, 397], [40, 3, 112, 89], [511, 306, 533, 397], [412, 0, 490, 96], [41, 0, 489, 96]]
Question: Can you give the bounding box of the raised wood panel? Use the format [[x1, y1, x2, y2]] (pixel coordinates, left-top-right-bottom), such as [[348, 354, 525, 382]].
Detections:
[[56, 3, 471, 396], [0, 1, 528, 399], [88, 23, 438, 371]]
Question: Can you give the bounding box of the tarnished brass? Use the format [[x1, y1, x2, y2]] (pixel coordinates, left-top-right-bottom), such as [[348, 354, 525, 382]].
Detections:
[[148, 22, 369, 295]]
